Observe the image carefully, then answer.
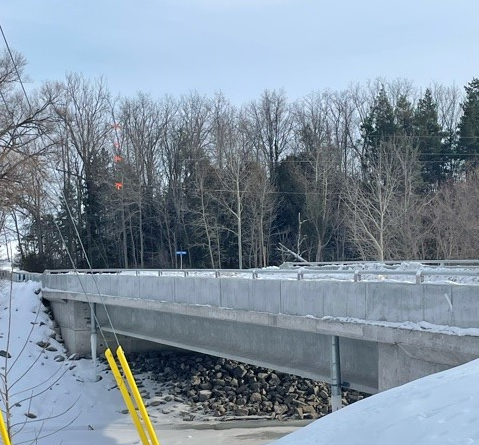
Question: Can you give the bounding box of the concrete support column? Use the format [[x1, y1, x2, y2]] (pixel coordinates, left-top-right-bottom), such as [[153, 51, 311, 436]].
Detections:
[[49, 299, 92, 354]]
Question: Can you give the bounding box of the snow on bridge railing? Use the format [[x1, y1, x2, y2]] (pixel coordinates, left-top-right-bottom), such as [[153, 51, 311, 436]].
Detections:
[[0, 270, 43, 282], [282, 259, 479, 268], [42, 262, 479, 285]]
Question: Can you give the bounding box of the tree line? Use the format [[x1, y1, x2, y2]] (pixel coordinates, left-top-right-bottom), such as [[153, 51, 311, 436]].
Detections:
[[1, 50, 479, 271]]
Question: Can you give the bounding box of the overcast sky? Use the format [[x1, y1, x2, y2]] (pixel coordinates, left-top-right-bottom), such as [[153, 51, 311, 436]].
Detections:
[[3, 0, 479, 104]]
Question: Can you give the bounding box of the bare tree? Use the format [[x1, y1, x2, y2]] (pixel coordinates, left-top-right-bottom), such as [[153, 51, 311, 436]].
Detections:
[[0, 51, 51, 212], [118, 93, 163, 267], [245, 162, 276, 267], [293, 92, 344, 261], [45, 74, 112, 267], [344, 139, 420, 261], [214, 137, 250, 269], [188, 159, 223, 267], [245, 89, 293, 179], [428, 171, 479, 259]]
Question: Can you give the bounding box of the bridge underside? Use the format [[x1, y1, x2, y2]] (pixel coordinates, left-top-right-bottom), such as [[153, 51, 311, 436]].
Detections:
[[96, 304, 379, 394], [45, 291, 479, 394]]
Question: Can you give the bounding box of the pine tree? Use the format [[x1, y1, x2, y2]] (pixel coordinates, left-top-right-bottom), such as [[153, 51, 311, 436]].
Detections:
[[457, 78, 479, 172], [360, 86, 397, 175], [395, 94, 415, 136], [413, 89, 446, 188]]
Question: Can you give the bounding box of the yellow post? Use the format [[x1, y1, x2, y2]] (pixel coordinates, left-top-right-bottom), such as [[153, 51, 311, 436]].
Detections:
[[0, 407, 12, 445], [105, 348, 150, 445], [117, 346, 160, 445]]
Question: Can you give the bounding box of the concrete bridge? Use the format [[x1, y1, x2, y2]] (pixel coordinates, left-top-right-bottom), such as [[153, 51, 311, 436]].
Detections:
[[40, 264, 479, 395]]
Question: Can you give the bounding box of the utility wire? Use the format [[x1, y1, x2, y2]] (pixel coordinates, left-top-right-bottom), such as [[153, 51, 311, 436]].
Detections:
[[0, 20, 121, 349], [0, 22, 31, 110]]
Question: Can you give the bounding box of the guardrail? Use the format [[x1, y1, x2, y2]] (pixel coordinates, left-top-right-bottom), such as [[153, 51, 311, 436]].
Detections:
[[282, 260, 479, 267], [43, 263, 479, 285], [0, 270, 42, 282], [0, 270, 10, 280]]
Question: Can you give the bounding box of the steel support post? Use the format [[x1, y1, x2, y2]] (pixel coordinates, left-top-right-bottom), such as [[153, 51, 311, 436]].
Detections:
[[331, 335, 342, 412]]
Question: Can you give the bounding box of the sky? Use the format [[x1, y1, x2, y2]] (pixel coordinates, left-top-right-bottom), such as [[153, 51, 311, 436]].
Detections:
[[2, 0, 479, 105], [2, 273, 479, 444]]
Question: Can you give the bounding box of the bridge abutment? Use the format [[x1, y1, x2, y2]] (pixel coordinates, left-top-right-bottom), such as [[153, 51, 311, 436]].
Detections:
[[48, 299, 172, 357], [378, 343, 449, 391]]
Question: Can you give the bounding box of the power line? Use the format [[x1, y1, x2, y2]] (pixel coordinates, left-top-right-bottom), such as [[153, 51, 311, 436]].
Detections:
[[0, 22, 31, 110], [0, 20, 121, 350]]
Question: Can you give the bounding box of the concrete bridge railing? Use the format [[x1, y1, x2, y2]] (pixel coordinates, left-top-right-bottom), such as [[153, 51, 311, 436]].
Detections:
[[42, 271, 479, 328]]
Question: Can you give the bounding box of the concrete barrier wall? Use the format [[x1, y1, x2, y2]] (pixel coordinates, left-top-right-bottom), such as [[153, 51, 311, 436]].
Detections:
[[140, 276, 175, 301], [42, 273, 479, 329], [174, 277, 222, 305], [451, 286, 479, 328]]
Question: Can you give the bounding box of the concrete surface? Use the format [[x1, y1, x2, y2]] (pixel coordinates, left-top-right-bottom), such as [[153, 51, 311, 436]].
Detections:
[[42, 273, 479, 393]]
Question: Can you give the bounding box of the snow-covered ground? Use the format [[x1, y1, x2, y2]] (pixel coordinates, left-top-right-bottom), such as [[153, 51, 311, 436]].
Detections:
[[1, 277, 479, 444], [0, 279, 303, 444], [271, 358, 479, 445]]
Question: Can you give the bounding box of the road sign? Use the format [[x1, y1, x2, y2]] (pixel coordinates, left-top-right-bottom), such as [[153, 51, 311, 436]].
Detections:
[[175, 250, 187, 269]]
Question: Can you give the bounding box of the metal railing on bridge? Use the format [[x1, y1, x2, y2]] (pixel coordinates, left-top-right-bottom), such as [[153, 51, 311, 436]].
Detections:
[[43, 260, 479, 285], [0, 270, 43, 282]]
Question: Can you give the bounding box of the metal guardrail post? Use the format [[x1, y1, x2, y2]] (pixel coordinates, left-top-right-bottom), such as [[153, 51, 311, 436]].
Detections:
[[90, 303, 98, 379], [415, 271, 424, 284]]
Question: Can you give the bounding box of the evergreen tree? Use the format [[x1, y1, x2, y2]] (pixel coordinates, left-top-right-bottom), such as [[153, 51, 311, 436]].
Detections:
[[413, 89, 446, 188], [395, 94, 415, 136], [457, 78, 479, 172], [360, 86, 397, 175]]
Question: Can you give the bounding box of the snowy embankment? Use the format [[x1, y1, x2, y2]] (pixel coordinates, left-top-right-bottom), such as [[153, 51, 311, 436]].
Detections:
[[1, 276, 479, 444], [0, 280, 127, 444], [270, 357, 479, 445], [0, 280, 301, 444]]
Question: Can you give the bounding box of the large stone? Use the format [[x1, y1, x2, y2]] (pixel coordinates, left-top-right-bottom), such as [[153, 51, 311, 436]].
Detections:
[[125, 350, 366, 421], [249, 392, 262, 403], [198, 390, 212, 402], [232, 365, 247, 379], [235, 407, 249, 416]]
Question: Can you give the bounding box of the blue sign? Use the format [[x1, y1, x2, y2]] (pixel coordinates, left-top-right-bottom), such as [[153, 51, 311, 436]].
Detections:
[[176, 251, 187, 255]]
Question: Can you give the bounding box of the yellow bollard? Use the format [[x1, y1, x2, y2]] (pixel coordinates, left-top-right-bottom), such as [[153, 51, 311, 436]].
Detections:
[[105, 348, 150, 445], [0, 407, 12, 445], [117, 346, 160, 445]]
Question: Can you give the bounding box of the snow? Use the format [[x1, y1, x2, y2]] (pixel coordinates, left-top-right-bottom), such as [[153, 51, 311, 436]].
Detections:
[[2, 276, 479, 444], [319, 316, 479, 337], [0, 280, 301, 444], [270, 359, 479, 445]]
